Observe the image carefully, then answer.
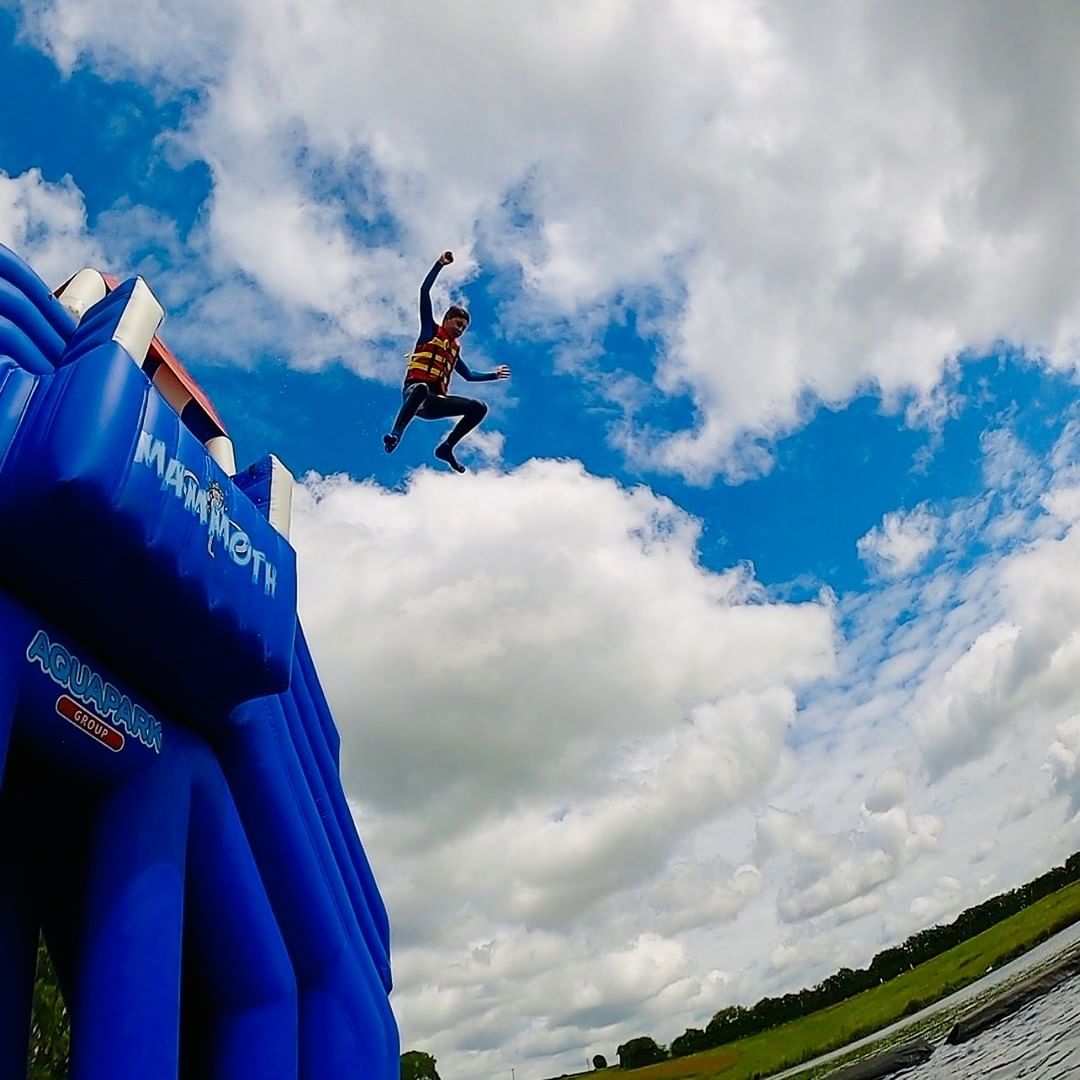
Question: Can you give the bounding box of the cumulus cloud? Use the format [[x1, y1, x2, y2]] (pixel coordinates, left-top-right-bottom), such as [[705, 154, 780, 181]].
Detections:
[[1045, 715, 1080, 818], [864, 807, 940, 865], [914, 621, 1025, 778], [833, 428, 1080, 786], [0, 167, 101, 285], [293, 461, 833, 842], [857, 507, 940, 579], [1001, 790, 1043, 825], [864, 767, 910, 813], [833, 894, 886, 926], [907, 469, 1080, 781], [754, 804, 938, 924], [647, 861, 764, 936], [909, 875, 964, 927], [286, 460, 834, 1062]]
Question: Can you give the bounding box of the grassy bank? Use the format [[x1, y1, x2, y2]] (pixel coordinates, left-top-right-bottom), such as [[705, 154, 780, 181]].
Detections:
[[576, 878, 1080, 1080]]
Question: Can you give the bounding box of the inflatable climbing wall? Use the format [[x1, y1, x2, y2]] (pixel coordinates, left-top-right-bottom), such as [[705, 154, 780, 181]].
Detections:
[[0, 242, 398, 1078]]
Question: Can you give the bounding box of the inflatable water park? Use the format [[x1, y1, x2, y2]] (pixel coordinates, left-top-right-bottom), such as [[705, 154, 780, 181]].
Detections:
[[0, 242, 398, 1077]]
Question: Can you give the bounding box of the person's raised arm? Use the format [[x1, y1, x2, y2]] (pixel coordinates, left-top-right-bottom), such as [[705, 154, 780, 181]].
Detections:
[[455, 358, 511, 382], [418, 250, 454, 340]]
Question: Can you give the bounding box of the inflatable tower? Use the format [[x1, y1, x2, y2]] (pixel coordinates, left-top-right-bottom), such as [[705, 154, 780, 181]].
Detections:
[[0, 243, 398, 1078]]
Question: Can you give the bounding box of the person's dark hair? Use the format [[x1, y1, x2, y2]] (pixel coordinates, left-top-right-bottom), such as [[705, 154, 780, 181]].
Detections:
[[443, 304, 470, 324]]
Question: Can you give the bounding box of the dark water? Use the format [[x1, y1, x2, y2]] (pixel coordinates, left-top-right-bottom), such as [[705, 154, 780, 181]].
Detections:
[[776, 923, 1080, 1080], [904, 975, 1080, 1079]]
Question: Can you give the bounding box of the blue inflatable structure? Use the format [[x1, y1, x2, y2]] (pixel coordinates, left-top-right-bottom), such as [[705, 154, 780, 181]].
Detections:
[[0, 243, 398, 1078]]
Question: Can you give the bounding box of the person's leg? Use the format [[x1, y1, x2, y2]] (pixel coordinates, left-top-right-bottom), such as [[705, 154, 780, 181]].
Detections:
[[416, 394, 488, 473], [383, 383, 430, 452]]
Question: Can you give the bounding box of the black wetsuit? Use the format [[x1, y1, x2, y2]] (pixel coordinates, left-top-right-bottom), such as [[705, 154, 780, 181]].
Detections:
[[385, 261, 500, 462]]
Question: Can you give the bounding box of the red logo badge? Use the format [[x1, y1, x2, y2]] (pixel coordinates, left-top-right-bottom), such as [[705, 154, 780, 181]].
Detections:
[[56, 695, 125, 752]]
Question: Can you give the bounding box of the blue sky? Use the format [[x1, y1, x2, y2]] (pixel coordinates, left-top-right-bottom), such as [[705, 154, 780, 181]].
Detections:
[[6, 3, 1080, 1077]]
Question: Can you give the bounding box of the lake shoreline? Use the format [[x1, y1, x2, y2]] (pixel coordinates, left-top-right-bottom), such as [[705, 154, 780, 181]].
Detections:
[[552, 879, 1080, 1080], [775, 921, 1080, 1080]]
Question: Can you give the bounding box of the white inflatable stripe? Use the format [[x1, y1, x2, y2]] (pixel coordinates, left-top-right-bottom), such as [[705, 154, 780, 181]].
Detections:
[[112, 278, 163, 365], [267, 454, 294, 540], [206, 436, 237, 478], [56, 268, 108, 324]]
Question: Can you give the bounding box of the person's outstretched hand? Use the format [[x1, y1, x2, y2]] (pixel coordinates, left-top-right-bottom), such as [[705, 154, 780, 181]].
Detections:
[[494, 365, 511, 379], [439, 250, 454, 265]]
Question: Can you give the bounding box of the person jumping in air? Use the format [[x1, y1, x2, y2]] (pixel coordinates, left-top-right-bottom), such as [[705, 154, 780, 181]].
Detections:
[[383, 250, 510, 473]]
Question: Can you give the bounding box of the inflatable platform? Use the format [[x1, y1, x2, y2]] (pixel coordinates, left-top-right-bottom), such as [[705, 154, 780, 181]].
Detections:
[[0, 242, 398, 1078]]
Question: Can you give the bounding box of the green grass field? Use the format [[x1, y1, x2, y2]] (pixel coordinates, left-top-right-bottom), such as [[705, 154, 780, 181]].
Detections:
[[569, 878, 1080, 1080]]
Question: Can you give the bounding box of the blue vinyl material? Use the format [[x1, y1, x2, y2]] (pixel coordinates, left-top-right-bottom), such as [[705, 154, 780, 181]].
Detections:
[[0, 243, 398, 1078]]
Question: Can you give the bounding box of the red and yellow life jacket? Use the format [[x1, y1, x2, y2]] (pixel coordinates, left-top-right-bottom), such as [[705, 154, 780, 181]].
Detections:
[[404, 331, 459, 395]]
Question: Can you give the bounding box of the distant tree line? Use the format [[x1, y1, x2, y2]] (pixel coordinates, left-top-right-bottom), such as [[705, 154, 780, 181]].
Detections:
[[609, 851, 1080, 1067]]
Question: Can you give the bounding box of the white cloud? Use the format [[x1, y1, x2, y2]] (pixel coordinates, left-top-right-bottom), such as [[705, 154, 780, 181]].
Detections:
[[753, 803, 938, 924], [456, 427, 505, 470], [288, 460, 834, 1067], [294, 462, 833, 844], [1001, 789, 1043, 825], [647, 862, 763, 935], [833, 894, 886, 926], [864, 767, 909, 813], [914, 621, 1025, 778], [858, 506, 941, 579], [767, 931, 837, 978], [0, 167, 101, 285], [1045, 715, 1080, 818], [864, 807, 940, 865], [909, 875, 964, 927]]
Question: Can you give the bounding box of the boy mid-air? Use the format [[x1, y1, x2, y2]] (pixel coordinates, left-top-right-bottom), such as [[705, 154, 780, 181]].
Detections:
[[383, 251, 510, 473]]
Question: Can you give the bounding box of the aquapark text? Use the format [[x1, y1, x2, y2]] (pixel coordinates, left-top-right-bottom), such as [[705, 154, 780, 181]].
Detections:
[[26, 630, 163, 753], [135, 431, 279, 597]]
